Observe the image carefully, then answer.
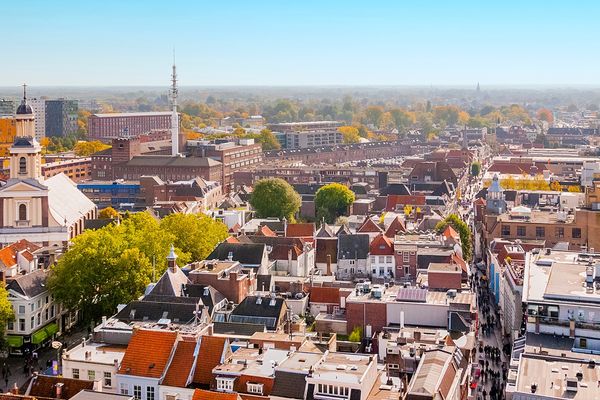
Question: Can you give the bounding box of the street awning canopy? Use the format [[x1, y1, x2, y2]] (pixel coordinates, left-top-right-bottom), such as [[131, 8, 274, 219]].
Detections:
[[31, 328, 49, 345], [45, 322, 59, 337], [6, 335, 23, 348]]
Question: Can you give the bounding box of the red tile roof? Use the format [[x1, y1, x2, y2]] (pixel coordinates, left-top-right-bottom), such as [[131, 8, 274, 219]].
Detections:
[[369, 234, 394, 255], [309, 287, 340, 305], [193, 336, 229, 386], [384, 216, 406, 238], [192, 389, 241, 400], [443, 225, 460, 241], [118, 329, 178, 378], [357, 218, 383, 233], [268, 245, 302, 261], [385, 195, 426, 211], [256, 225, 277, 237], [235, 375, 274, 396], [285, 223, 315, 238], [226, 236, 240, 244], [162, 338, 197, 387], [451, 253, 468, 273]]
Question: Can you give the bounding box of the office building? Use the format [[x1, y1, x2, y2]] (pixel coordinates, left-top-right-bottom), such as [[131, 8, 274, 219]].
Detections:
[[88, 112, 174, 141], [45, 99, 78, 137]]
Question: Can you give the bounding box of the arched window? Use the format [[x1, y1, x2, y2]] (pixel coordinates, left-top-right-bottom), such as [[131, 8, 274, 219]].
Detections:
[[18, 204, 27, 221], [19, 157, 26, 175]]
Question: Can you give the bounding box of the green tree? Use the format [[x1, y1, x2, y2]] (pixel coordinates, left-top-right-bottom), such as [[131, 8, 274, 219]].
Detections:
[[160, 213, 228, 261], [349, 326, 363, 342], [258, 129, 281, 150], [315, 183, 355, 223], [435, 214, 472, 262], [250, 178, 301, 221], [471, 162, 481, 177], [0, 283, 14, 340], [364, 106, 384, 127]]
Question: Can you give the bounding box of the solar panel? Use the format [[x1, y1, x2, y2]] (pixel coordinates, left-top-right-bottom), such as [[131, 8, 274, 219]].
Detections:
[[396, 287, 428, 303]]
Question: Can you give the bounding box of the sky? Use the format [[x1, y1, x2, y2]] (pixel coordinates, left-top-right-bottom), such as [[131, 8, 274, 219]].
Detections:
[[3, 0, 600, 87]]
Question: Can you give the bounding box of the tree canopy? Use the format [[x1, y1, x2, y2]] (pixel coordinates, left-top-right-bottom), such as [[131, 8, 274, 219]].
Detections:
[[338, 126, 361, 144], [435, 214, 472, 262], [258, 129, 281, 150], [471, 161, 481, 177], [48, 211, 227, 321], [315, 183, 356, 223], [0, 283, 14, 341], [98, 206, 119, 219], [250, 178, 301, 221]]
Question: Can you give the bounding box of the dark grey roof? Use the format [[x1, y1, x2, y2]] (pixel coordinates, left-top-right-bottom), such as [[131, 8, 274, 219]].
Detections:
[[114, 300, 198, 324], [84, 219, 117, 230], [336, 224, 351, 236], [382, 183, 411, 196], [213, 321, 266, 336], [504, 190, 517, 202], [292, 183, 324, 195], [16, 102, 32, 115], [206, 242, 266, 266], [449, 311, 470, 333], [229, 295, 286, 330], [144, 283, 225, 315], [7, 269, 48, 298], [124, 155, 221, 168], [431, 180, 454, 197], [271, 370, 308, 399], [315, 224, 335, 238], [337, 234, 370, 260], [13, 136, 36, 147]]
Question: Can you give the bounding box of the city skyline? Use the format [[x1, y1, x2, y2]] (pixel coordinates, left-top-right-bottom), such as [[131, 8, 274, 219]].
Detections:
[[4, 0, 600, 87]]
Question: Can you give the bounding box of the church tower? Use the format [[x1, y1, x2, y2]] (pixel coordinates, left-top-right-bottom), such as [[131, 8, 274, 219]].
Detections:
[[486, 174, 507, 215], [10, 84, 42, 182], [15, 84, 35, 138]]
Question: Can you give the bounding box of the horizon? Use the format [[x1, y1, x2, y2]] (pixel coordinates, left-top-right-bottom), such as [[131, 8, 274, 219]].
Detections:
[[4, 0, 600, 86]]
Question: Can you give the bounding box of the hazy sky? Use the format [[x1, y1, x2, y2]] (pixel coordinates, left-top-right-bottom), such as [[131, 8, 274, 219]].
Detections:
[[3, 0, 600, 86]]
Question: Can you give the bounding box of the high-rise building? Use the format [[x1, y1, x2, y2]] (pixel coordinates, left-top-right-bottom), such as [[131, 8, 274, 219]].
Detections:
[[88, 112, 173, 141], [28, 98, 46, 141], [45, 99, 78, 137], [0, 99, 16, 116]]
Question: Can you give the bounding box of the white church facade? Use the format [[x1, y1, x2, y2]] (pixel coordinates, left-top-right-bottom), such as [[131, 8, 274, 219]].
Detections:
[[0, 87, 96, 247]]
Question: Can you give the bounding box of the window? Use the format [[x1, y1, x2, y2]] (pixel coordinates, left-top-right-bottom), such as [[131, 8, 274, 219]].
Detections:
[[316, 384, 349, 397], [133, 385, 141, 400], [19, 157, 26, 174], [87, 370, 95, 381], [103, 372, 111, 387], [555, 227, 564, 238], [18, 305, 25, 315], [36, 313, 40, 326], [18, 203, 27, 221], [386, 256, 393, 264], [216, 378, 235, 392], [501, 225, 510, 236], [7, 321, 13, 331], [535, 226, 545, 238], [247, 383, 263, 395], [30, 316, 34, 329], [146, 386, 155, 400], [119, 384, 129, 395], [517, 226, 526, 237], [580, 338, 588, 349], [31, 304, 34, 312], [403, 252, 409, 263], [404, 266, 410, 276], [19, 319, 25, 331], [370, 256, 376, 264], [572, 228, 582, 239], [72, 368, 79, 379]]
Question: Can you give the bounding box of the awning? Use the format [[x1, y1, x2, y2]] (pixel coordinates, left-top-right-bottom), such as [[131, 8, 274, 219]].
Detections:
[[31, 328, 49, 345], [45, 322, 59, 337], [5, 335, 23, 348]]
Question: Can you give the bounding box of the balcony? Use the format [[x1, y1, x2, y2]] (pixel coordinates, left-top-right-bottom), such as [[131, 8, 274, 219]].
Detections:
[[15, 220, 30, 227]]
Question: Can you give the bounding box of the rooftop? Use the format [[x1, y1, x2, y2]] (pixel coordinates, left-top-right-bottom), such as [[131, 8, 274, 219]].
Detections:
[[63, 341, 126, 365], [311, 353, 374, 384]]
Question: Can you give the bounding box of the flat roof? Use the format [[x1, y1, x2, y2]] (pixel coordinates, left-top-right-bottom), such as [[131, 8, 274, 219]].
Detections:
[[91, 112, 172, 118], [64, 342, 126, 365], [515, 355, 600, 399], [278, 351, 323, 373], [312, 353, 373, 384]]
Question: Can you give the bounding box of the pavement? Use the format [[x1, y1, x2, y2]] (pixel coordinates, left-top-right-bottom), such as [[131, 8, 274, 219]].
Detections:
[[0, 325, 89, 392]]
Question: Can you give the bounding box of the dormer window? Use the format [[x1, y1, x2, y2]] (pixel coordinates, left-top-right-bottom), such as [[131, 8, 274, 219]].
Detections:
[[19, 157, 27, 175], [216, 377, 235, 392], [247, 383, 263, 395]]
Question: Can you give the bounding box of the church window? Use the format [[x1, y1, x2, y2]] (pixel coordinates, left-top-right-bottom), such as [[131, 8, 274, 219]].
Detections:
[[19, 157, 27, 174], [18, 204, 27, 221]]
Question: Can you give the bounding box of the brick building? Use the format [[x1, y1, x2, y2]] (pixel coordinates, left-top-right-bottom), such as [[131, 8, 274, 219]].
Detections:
[[42, 157, 91, 182], [88, 112, 173, 141]]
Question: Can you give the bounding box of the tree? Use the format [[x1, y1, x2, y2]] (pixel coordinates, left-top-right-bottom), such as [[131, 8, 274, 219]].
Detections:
[[471, 162, 481, 177], [403, 205, 413, 217], [435, 214, 472, 262], [258, 129, 281, 150], [349, 326, 363, 342], [98, 207, 119, 219], [338, 126, 361, 144], [0, 283, 14, 340], [250, 178, 301, 221], [549, 181, 562, 191], [536, 108, 554, 124], [389, 108, 415, 132], [315, 183, 355, 223], [364, 106, 384, 128], [160, 213, 228, 261], [568, 185, 582, 193], [73, 141, 111, 157]]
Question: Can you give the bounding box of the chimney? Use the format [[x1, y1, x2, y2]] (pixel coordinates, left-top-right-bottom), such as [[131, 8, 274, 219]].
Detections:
[[11, 382, 19, 395], [326, 254, 332, 276], [102, 316, 107, 328], [55, 383, 64, 399], [414, 331, 421, 342]]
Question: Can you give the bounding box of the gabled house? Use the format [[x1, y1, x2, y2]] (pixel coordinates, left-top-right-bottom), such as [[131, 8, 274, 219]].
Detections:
[[228, 295, 288, 332], [285, 223, 315, 242], [384, 216, 406, 238], [356, 217, 383, 240], [369, 234, 395, 280], [337, 234, 370, 280], [205, 242, 269, 274], [116, 329, 179, 400]]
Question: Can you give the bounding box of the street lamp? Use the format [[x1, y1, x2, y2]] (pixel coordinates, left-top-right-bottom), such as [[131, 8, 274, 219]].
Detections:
[[51, 341, 62, 376]]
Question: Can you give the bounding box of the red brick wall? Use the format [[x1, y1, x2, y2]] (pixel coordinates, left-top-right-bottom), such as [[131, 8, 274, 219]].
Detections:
[[395, 252, 417, 281], [428, 271, 462, 290], [346, 302, 387, 336]]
